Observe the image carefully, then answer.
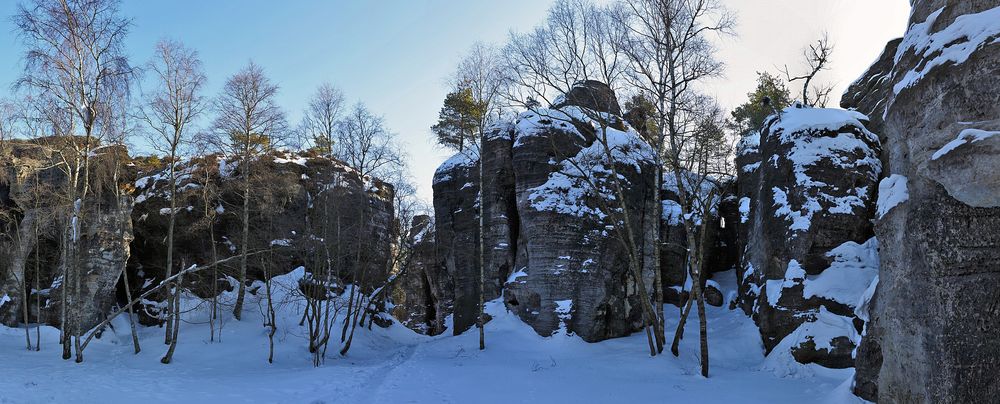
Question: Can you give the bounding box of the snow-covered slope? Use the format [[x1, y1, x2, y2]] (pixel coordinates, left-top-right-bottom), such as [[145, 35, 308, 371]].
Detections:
[[0, 268, 863, 404]]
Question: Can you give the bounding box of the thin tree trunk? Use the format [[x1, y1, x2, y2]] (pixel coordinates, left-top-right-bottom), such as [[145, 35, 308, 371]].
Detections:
[[478, 140, 486, 351], [164, 157, 177, 344], [264, 258, 276, 364], [122, 259, 141, 354], [693, 276, 709, 377], [597, 126, 657, 357], [693, 217, 712, 378], [207, 173, 219, 342], [339, 294, 365, 356], [34, 173, 41, 352], [340, 205, 369, 356], [652, 153, 665, 353], [10, 212, 32, 351], [210, 222, 218, 341], [161, 270, 183, 364], [74, 133, 95, 364], [112, 155, 140, 355], [340, 276, 356, 343], [670, 294, 693, 356], [60, 223, 70, 359], [233, 168, 250, 320]]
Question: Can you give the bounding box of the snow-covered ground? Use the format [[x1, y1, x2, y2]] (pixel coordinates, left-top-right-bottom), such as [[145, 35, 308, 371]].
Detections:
[[0, 269, 864, 404]]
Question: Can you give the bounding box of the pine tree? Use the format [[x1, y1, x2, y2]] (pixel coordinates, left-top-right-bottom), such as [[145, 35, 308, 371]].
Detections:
[[431, 88, 486, 153], [730, 72, 792, 136]]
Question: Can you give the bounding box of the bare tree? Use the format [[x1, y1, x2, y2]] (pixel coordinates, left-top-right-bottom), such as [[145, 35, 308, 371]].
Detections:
[[449, 41, 505, 350], [209, 61, 288, 320], [331, 103, 404, 356], [612, 0, 734, 376], [102, 95, 143, 356], [0, 100, 17, 154], [139, 38, 207, 346], [334, 103, 402, 179], [782, 34, 833, 107], [299, 83, 345, 155], [14, 0, 134, 362]]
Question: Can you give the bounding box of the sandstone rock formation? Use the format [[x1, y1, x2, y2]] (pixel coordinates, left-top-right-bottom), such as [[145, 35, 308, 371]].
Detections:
[[660, 178, 739, 308], [427, 82, 659, 342], [431, 151, 481, 335], [504, 99, 657, 342], [844, 2, 1000, 401], [391, 215, 451, 335], [0, 140, 133, 331], [737, 106, 881, 368], [130, 151, 395, 321]]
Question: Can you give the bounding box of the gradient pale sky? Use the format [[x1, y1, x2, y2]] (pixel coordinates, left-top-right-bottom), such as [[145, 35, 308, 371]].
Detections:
[[0, 1, 911, 203]]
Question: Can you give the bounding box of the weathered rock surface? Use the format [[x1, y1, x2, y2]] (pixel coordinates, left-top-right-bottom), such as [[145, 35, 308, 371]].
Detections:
[[0, 140, 133, 331], [659, 178, 739, 308], [844, 2, 1000, 401], [391, 215, 451, 335], [130, 151, 395, 322], [737, 106, 881, 368], [431, 151, 480, 335], [504, 97, 657, 343], [427, 82, 658, 342]]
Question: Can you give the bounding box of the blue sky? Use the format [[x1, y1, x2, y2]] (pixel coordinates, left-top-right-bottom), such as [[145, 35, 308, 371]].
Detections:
[[0, 1, 909, 203], [0, 0, 554, 202]]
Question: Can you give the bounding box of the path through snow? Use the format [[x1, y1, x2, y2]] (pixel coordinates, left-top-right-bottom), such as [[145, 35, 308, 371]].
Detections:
[[0, 269, 865, 403]]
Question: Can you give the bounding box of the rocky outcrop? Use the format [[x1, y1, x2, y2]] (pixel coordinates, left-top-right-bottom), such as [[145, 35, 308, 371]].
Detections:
[[553, 80, 623, 117], [737, 106, 881, 368], [431, 151, 480, 335], [504, 95, 657, 343], [1, 145, 398, 332], [427, 82, 658, 342], [391, 215, 450, 335], [130, 151, 395, 321], [844, 2, 1000, 401], [0, 140, 133, 331], [660, 178, 739, 308]]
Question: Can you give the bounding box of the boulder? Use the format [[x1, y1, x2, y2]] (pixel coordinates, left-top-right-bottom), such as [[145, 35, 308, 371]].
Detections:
[[481, 123, 519, 313], [737, 106, 881, 367], [844, 2, 1000, 401], [703, 282, 724, 307], [553, 80, 623, 117]]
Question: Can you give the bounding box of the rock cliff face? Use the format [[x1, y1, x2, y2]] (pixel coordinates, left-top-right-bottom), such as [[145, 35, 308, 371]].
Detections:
[[844, 1, 1000, 401], [129, 151, 395, 321], [431, 151, 480, 334], [1, 145, 397, 333], [660, 178, 739, 309], [391, 215, 451, 335], [0, 140, 133, 331], [505, 99, 657, 342], [737, 106, 881, 368], [428, 82, 659, 342]]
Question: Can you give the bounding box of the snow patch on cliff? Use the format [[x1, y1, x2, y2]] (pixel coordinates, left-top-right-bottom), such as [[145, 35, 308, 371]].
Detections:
[[893, 6, 1000, 95], [931, 128, 1000, 160], [876, 175, 909, 219]]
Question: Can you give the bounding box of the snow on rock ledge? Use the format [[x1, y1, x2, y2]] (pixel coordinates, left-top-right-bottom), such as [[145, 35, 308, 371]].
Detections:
[[736, 105, 881, 369]]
